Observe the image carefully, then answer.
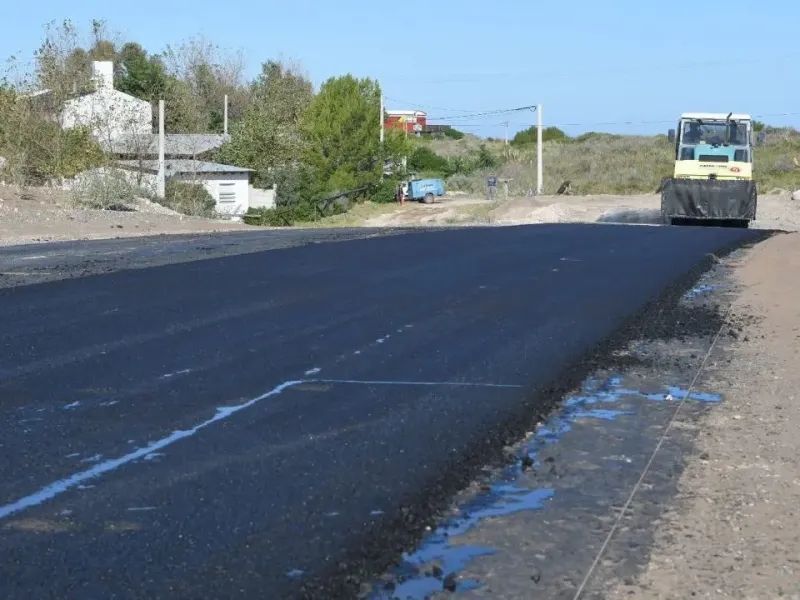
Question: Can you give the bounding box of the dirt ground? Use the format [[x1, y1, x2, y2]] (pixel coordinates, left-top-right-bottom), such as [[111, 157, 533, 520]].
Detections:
[[362, 191, 800, 232], [2, 185, 799, 247], [604, 232, 800, 599], [0, 185, 254, 247]]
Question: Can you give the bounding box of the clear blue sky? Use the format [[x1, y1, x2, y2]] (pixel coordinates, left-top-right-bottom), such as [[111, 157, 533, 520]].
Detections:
[[2, 0, 797, 139]]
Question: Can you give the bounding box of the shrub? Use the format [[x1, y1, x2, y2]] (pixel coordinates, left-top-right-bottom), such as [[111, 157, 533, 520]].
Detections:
[[442, 127, 465, 140], [70, 168, 143, 209], [371, 177, 400, 203], [408, 146, 449, 174], [163, 180, 216, 217]]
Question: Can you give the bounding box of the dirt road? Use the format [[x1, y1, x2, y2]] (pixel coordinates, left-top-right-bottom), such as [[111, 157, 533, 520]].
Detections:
[[603, 232, 800, 599], [362, 192, 800, 231]]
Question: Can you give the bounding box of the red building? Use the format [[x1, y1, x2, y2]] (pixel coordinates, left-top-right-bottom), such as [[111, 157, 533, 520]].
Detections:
[[385, 110, 427, 134]]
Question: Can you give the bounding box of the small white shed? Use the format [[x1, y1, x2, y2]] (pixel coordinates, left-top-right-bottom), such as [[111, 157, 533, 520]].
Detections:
[[116, 159, 252, 216]]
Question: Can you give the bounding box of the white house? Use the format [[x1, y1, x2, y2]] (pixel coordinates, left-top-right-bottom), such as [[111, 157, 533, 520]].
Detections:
[[115, 159, 251, 216], [60, 61, 152, 138]]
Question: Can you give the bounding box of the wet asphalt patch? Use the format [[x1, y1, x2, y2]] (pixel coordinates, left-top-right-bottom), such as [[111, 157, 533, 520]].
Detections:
[[358, 235, 768, 600], [289, 231, 774, 600]]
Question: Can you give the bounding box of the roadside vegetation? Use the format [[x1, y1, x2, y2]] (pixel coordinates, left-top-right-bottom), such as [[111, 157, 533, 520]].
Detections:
[[413, 126, 800, 197], [2, 20, 800, 227]]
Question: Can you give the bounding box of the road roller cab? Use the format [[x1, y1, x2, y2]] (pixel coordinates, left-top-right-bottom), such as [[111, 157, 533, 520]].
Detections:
[[662, 112, 757, 227]]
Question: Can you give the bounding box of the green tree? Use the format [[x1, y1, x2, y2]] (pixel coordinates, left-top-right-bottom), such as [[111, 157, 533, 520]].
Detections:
[[216, 60, 314, 186], [511, 125, 569, 146], [300, 74, 388, 193], [115, 42, 169, 104], [408, 145, 449, 174]]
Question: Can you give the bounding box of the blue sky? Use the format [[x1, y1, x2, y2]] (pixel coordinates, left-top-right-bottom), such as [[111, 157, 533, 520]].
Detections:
[[2, 0, 797, 138]]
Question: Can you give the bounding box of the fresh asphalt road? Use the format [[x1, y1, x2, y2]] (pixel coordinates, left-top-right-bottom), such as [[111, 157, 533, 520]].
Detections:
[[0, 224, 761, 599]]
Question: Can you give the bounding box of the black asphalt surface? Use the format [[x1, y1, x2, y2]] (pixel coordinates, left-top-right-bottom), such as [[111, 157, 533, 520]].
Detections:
[[0, 224, 763, 599], [0, 228, 422, 288]]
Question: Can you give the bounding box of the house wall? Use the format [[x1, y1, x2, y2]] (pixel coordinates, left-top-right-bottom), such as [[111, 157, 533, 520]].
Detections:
[[249, 185, 276, 210], [173, 172, 250, 216], [61, 89, 153, 138]]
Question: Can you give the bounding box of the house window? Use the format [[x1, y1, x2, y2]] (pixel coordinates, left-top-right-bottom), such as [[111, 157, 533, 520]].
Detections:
[[218, 182, 236, 203]]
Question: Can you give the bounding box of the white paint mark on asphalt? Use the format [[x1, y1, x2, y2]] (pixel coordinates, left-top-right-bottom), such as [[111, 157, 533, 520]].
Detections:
[[63, 401, 81, 410], [0, 376, 520, 521], [286, 569, 304, 578], [143, 452, 164, 461], [353, 350, 362, 355], [127, 506, 157, 512], [0, 379, 301, 521], [19, 255, 49, 261], [80, 454, 102, 463], [100, 400, 120, 406], [304, 367, 321, 376], [311, 378, 522, 389], [325, 511, 340, 517], [370, 510, 384, 516], [65, 453, 80, 459], [160, 369, 193, 379]]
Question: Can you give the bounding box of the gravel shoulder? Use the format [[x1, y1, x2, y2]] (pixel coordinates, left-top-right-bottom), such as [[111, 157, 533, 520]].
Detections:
[[604, 231, 800, 599]]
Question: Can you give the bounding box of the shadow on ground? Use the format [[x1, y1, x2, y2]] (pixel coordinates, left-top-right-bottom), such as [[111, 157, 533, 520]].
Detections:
[[596, 209, 666, 225]]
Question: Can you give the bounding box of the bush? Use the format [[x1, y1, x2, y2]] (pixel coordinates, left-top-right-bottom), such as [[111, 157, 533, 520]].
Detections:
[[163, 180, 216, 217], [476, 144, 499, 169], [259, 164, 316, 208], [372, 177, 400, 204], [442, 126, 465, 140], [70, 168, 144, 209], [511, 126, 569, 146], [408, 146, 449, 174]]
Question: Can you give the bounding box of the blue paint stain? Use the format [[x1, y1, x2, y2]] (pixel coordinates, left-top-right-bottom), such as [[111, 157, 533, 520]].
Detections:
[[369, 375, 721, 598], [684, 283, 715, 299]]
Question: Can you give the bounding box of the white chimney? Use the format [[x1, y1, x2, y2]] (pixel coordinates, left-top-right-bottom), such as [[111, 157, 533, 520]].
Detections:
[[92, 61, 114, 91]]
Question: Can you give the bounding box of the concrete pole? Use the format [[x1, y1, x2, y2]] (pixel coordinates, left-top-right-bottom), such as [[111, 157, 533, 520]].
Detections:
[[379, 93, 385, 144], [157, 99, 166, 198], [536, 104, 543, 195], [224, 94, 228, 135]]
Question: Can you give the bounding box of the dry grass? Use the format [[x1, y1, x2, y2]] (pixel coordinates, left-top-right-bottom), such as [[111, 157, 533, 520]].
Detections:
[[427, 134, 800, 196], [295, 201, 400, 228]]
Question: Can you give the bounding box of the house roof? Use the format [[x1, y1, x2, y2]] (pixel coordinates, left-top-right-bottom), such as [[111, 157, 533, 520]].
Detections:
[[102, 134, 231, 156], [116, 159, 251, 175]]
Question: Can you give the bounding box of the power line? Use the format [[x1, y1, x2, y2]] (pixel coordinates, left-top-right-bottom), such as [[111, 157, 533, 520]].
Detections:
[[383, 96, 484, 114], [423, 105, 537, 121], [425, 112, 800, 130]]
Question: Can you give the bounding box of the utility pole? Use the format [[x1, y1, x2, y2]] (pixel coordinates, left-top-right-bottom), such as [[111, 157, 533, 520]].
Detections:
[[504, 121, 509, 145], [536, 104, 543, 195], [380, 93, 385, 144], [223, 94, 228, 135], [157, 99, 166, 198]]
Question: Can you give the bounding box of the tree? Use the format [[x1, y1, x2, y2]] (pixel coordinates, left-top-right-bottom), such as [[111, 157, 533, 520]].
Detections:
[[161, 36, 249, 133], [511, 125, 569, 146], [300, 74, 386, 193], [215, 59, 314, 186], [115, 42, 169, 104]]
